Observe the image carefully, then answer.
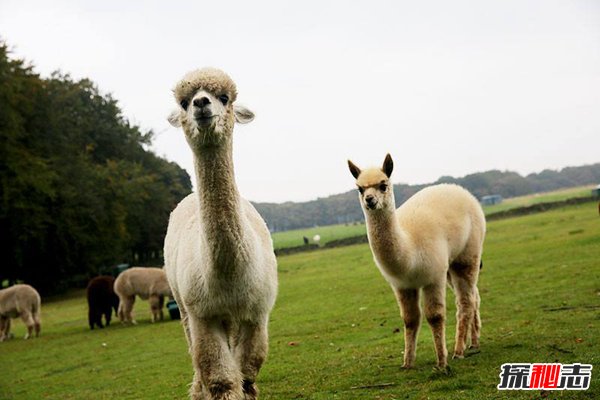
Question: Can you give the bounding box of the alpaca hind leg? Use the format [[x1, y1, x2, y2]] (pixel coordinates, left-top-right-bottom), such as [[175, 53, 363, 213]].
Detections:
[[95, 308, 104, 329], [189, 316, 243, 400], [126, 296, 136, 324], [158, 295, 165, 321], [88, 307, 96, 330], [149, 295, 160, 323], [20, 311, 35, 339], [33, 312, 41, 337], [236, 320, 268, 400], [117, 298, 125, 322], [120, 296, 135, 324], [449, 270, 476, 359], [394, 287, 421, 368], [423, 283, 448, 368], [470, 286, 481, 349], [181, 308, 192, 347], [104, 305, 112, 327]]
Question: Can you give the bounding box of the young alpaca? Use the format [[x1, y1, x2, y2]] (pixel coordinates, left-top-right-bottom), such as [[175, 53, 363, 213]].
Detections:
[[164, 68, 278, 400], [348, 154, 486, 369], [114, 267, 172, 324], [0, 284, 41, 341]]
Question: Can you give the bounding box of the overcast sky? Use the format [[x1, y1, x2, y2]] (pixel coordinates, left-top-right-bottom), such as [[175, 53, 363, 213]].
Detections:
[[1, 0, 599, 203]]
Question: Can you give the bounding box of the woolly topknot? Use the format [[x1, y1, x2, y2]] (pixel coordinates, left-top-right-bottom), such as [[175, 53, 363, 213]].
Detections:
[[173, 67, 238, 104]]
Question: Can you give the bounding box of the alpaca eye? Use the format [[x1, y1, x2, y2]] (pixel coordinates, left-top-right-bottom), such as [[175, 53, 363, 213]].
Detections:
[[218, 94, 229, 105], [379, 184, 388, 192], [180, 99, 189, 110], [358, 187, 364, 194]]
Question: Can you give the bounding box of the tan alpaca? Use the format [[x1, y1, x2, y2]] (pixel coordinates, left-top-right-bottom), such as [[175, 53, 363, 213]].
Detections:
[[164, 68, 278, 400], [113, 267, 172, 324], [0, 284, 41, 341], [348, 154, 486, 369]]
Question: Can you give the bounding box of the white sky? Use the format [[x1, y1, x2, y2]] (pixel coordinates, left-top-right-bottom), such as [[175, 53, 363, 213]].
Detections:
[[1, 0, 599, 203]]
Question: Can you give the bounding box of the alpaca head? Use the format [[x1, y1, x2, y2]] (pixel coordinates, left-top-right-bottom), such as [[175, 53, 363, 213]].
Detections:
[[168, 67, 255, 148], [348, 154, 395, 212]]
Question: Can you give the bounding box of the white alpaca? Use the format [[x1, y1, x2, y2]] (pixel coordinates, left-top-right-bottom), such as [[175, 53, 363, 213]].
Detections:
[[348, 154, 486, 369], [113, 267, 172, 324], [0, 284, 41, 341], [164, 68, 277, 400]]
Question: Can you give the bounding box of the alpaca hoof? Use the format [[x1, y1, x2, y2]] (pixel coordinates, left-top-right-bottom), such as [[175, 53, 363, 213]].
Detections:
[[452, 352, 464, 360], [432, 365, 452, 375], [131, 320, 138, 325], [468, 344, 480, 350], [401, 363, 414, 369]]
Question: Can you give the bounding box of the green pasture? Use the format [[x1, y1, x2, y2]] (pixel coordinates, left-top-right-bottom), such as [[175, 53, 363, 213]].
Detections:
[[1, 202, 599, 399]]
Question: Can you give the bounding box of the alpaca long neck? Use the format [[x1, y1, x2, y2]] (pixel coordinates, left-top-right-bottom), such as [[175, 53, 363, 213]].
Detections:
[[193, 141, 248, 268], [365, 208, 410, 270]]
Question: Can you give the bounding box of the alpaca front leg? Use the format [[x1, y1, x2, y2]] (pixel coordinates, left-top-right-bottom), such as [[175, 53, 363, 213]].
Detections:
[[394, 288, 421, 368], [189, 317, 244, 400], [423, 283, 448, 368], [236, 321, 268, 399]]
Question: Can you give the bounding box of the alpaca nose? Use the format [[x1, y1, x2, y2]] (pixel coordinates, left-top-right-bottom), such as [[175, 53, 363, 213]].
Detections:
[[193, 97, 211, 108], [365, 195, 376, 206]]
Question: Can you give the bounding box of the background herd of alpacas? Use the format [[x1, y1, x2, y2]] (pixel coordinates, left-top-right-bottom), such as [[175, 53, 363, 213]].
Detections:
[[1, 68, 486, 400]]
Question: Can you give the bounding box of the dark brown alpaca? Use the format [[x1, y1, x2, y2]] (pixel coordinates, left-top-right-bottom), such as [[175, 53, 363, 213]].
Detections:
[[87, 276, 119, 330]]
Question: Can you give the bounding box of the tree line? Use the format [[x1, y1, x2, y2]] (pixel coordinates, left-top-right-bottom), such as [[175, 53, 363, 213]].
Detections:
[[254, 164, 600, 232], [0, 42, 192, 294]]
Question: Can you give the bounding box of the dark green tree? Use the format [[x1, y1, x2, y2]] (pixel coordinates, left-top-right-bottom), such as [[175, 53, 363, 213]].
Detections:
[[0, 41, 191, 293]]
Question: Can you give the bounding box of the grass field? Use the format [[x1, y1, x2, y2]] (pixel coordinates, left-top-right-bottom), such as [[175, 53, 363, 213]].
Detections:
[[1, 202, 599, 399], [271, 185, 597, 249]]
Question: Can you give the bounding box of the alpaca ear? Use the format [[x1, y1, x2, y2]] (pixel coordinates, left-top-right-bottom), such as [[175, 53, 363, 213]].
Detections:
[[348, 160, 361, 179], [382, 153, 393, 177], [234, 104, 255, 124], [167, 109, 182, 127]]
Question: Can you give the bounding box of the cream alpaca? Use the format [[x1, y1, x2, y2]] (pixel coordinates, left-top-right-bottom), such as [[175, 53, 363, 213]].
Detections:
[[114, 267, 172, 324], [348, 154, 486, 369], [0, 284, 41, 341], [164, 68, 278, 400]]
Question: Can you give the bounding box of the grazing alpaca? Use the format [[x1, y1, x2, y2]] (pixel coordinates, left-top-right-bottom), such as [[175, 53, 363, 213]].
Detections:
[[114, 267, 172, 324], [164, 68, 278, 400], [0, 284, 41, 341], [348, 154, 486, 369], [87, 276, 119, 329]]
